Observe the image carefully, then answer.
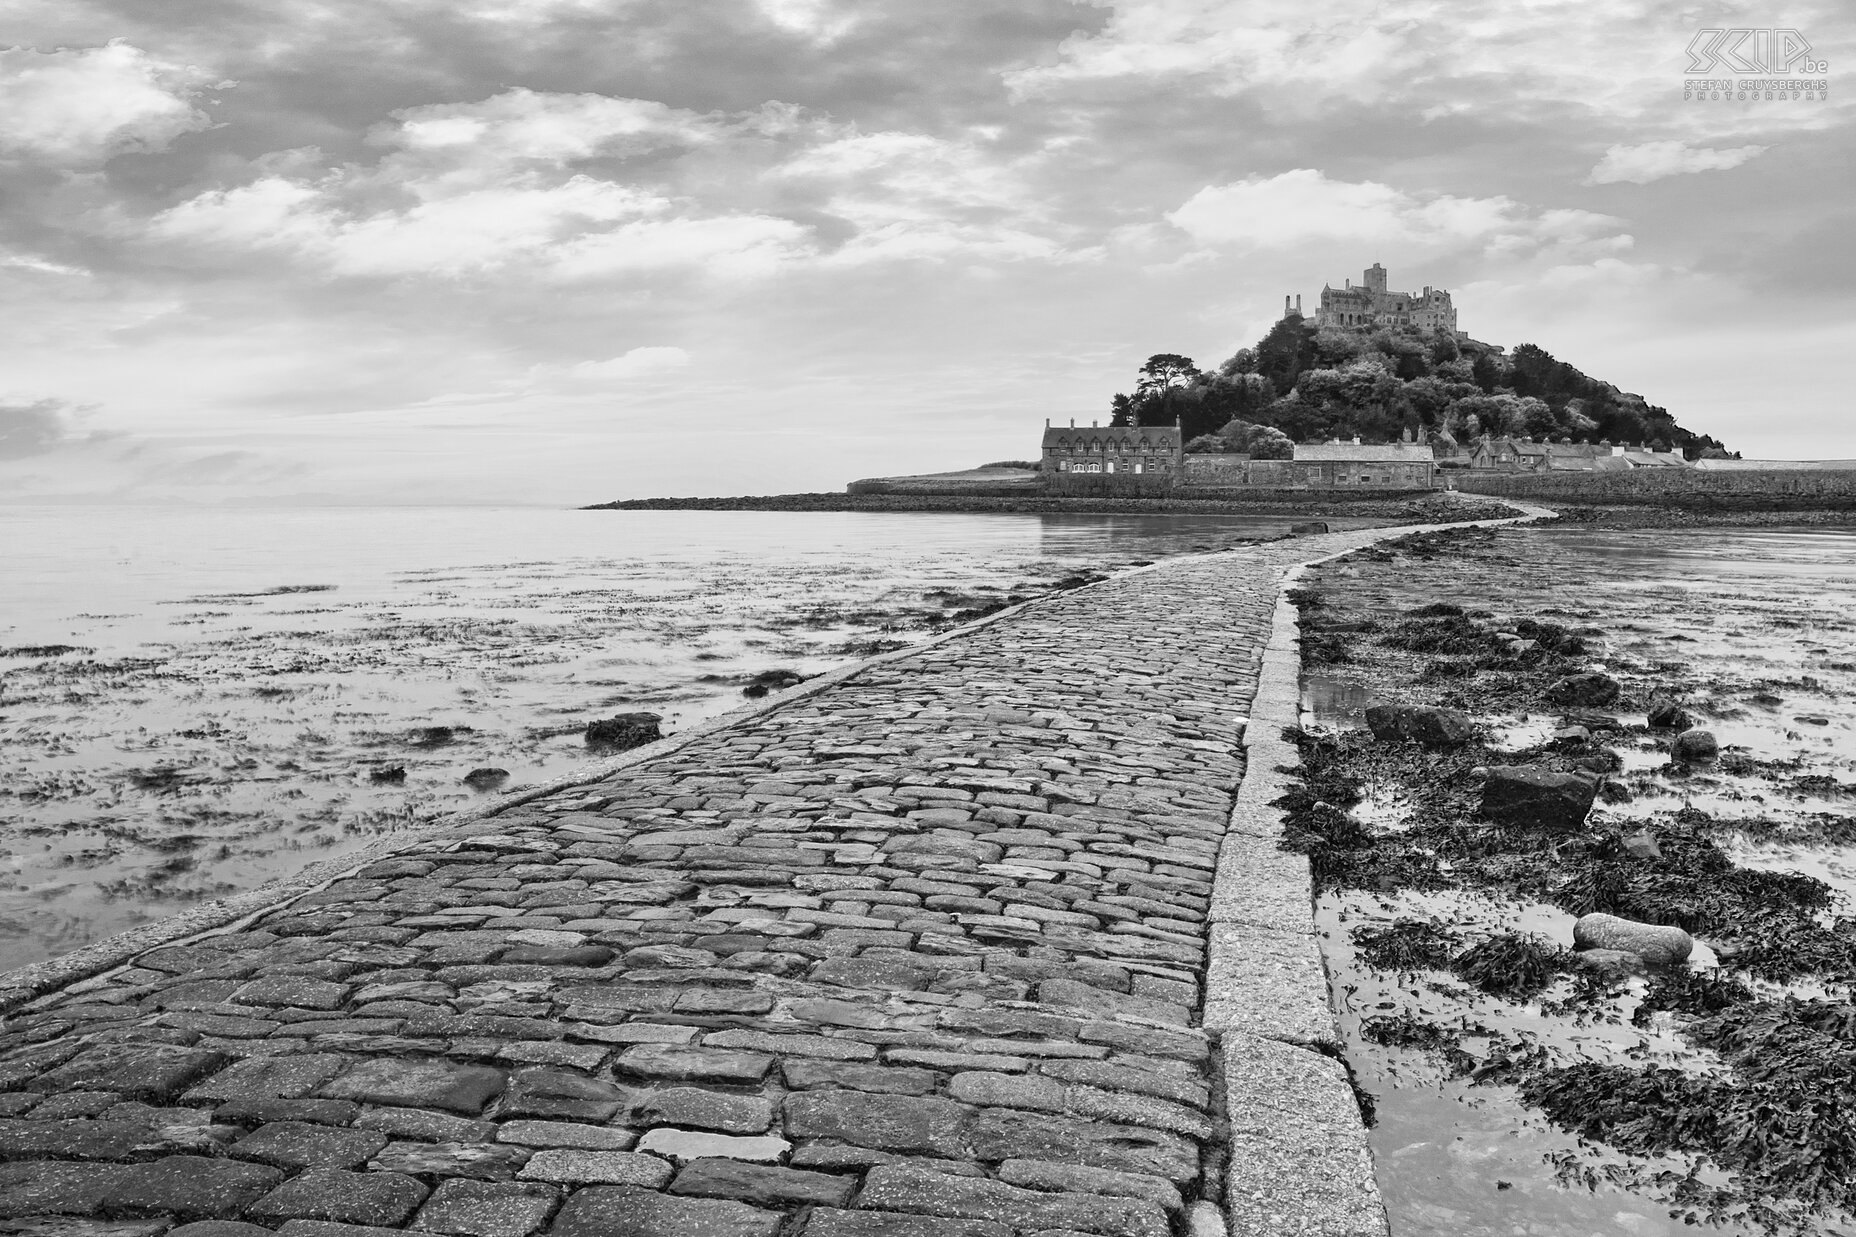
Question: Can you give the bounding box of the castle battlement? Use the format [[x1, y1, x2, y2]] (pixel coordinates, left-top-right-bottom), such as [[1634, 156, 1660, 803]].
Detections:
[[1295, 263, 1459, 335]]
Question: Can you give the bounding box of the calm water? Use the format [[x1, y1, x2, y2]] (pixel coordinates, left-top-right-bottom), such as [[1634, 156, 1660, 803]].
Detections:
[[0, 504, 1330, 972]]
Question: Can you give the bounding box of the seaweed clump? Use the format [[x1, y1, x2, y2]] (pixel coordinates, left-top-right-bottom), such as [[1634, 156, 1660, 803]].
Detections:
[[1452, 931, 1571, 999], [1502, 996, 1856, 1224]]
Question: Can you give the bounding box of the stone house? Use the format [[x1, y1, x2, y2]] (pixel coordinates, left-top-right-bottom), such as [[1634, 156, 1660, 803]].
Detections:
[[1041, 420, 1184, 477], [1312, 264, 1458, 335], [1291, 440, 1437, 488]]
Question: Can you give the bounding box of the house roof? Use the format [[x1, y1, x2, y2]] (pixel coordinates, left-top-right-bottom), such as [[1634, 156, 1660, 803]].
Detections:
[[1293, 442, 1435, 463], [1042, 425, 1180, 449], [1621, 451, 1688, 468]]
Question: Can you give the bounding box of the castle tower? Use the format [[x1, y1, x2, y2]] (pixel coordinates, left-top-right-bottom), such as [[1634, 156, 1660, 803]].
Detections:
[[1364, 263, 1387, 294]]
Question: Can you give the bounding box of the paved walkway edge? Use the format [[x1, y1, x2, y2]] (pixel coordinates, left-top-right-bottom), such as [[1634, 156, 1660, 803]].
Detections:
[[1205, 503, 1554, 1237]]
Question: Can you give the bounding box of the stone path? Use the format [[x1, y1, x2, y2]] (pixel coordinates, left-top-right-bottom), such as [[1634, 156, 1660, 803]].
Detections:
[[0, 526, 1454, 1237]]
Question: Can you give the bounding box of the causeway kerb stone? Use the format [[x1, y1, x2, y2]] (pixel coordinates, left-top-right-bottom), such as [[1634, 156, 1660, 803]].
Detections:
[[0, 510, 1535, 1237]]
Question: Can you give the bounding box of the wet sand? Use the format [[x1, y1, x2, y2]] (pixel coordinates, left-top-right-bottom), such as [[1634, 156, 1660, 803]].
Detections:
[[1291, 521, 1856, 1237]]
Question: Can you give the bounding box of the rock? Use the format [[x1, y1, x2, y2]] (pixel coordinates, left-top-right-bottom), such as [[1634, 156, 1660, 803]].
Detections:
[[667, 1159, 854, 1208], [742, 669, 805, 699], [1550, 725, 1590, 747], [1619, 831, 1662, 861], [1543, 672, 1620, 708], [1796, 714, 1831, 726], [1363, 704, 1474, 748], [410, 1179, 558, 1237], [1570, 948, 1647, 980], [1646, 696, 1695, 730], [585, 713, 661, 750], [245, 1168, 429, 1228], [1479, 766, 1597, 829], [318, 1059, 505, 1115], [1558, 708, 1621, 731], [367, 765, 406, 784], [1671, 729, 1719, 762], [463, 768, 510, 790], [1290, 522, 1329, 535], [1572, 912, 1694, 966], [548, 1186, 781, 1237]]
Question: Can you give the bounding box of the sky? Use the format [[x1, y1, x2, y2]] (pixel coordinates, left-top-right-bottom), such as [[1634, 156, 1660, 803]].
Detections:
[[0, 0, 1851, 506]]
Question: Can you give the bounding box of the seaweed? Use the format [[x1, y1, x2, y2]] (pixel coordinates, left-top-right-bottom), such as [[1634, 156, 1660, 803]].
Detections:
[[1451, 931, 1570, 999], [1352, 918, 1460, 972]]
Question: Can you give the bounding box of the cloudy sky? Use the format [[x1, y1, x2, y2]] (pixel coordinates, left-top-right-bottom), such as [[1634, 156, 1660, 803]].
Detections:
[[1, 0, 1850, 505]]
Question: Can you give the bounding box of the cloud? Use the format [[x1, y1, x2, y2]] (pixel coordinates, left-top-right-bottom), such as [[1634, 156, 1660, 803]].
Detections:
[[0, 41, 221, 166], [147, 89, 813, 280], [0, 398, 71, 458], [1166, 169, 1628, 259], [1586, 141, 1767, 185], [564, 346, 692, 381]]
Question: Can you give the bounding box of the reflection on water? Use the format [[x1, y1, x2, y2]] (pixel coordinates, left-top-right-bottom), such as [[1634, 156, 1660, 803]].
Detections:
[[0, 505, 1303, 972]]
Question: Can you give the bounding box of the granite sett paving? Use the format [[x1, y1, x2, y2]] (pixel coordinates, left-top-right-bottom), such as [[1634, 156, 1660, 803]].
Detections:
[[0, 521, 1521, 1237]]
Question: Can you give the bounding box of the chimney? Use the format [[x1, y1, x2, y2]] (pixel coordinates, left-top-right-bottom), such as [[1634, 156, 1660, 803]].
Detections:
[[1295, 294, 1302, 313], [1091, 420, 1098, 428], [1352, 436, 1361, 445], [1069, 418, 1075, 428], [1284, 295, 1291, 316]]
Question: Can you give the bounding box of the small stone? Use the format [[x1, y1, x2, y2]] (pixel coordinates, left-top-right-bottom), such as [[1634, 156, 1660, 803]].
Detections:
[[98, 1156, 285, 1220], [231, 977, 352, 1010], [629, 1088, 774, 1133], [1479, 766, 1596, 829], [229, 1121, 388, 1170], [855, 1165, 1169, 1237], [1543, 672, 1620, 708], [1570, 948, 1647, 980], [1671, 728, 1719, 762], [495, 1069, 626, 1122], [803, 1211, 1009, 1237], [353, 1107, 495, 1144], [668, 1158, 854, 1207], [1363, 704, 1474, 747], [1619, 831, 1662, 861], [781, 1061, 935, 1096], [1646, 696, 1695, 729], [32, 1046, 229, 1102], [634, 1129, 790, 1165], [997, 1159, 1184, 1211], [495, 1120, 636, 1151], [515, 1150, 671, 1188], [246, 1168, 429, 1227], [547, 1186, 781, 1237], [185, 1055, 349, 1103], [781, 1092, 969, 1158], [319, 1058, 505, 1114], [411, 1179, 558, 1237], [368, 1141, 532, 1181], [613, 1045, 772, 1084], [1572, 912, 1694, 966]]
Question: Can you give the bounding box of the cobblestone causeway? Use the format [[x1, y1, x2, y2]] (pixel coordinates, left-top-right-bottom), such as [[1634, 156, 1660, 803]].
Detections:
[[0, 527, 1450, 1237]]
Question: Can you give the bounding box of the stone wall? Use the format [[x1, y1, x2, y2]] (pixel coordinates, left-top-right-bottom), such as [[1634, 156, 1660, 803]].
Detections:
[[1455, 468, 1856, 510]]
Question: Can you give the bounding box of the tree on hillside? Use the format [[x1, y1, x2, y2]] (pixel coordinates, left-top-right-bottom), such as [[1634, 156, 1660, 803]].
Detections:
[[1135, 353, 1200, 421], [1254, 315, 1320, 392]]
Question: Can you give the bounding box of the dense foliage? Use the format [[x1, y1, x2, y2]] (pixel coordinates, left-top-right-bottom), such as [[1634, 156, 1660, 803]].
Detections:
[[1109, 317, 1731, 458]]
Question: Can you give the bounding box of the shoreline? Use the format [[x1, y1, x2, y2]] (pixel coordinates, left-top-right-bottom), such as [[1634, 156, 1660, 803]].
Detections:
[[1284, 520, 1856, 1235], [585, 490, 1519, 522]]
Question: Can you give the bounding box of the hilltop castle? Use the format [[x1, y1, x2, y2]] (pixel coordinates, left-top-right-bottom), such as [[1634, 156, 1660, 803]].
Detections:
[[1284, 263, 1459, 335]]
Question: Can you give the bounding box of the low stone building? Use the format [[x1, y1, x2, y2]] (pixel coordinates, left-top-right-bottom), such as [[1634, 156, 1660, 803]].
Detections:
[[1041, 419, 1184, 478], [1291, 441, 1436, 488]]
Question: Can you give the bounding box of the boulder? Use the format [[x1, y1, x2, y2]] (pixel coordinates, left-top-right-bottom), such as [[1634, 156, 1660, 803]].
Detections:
[[585, 713, 662, 751], [1543, 672, 1620, 708], [463, 768, 509, 790], [1671, 728, 1719, 762], [1363, 703, 1475, 748], [1479, 766, 1597, 829], [1572, 912, 1693, 966], [1619, 831, 1662, 861], [368, 765, 406, 784], [1551, 725, 1590, 747], [1646, 696, 1695, 730], [1290, 521, 1329, 534], [1570, 948, 1647, 980]]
